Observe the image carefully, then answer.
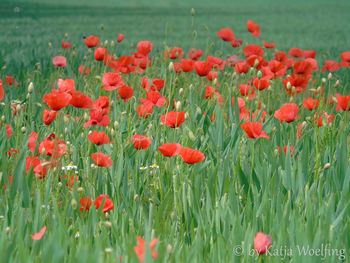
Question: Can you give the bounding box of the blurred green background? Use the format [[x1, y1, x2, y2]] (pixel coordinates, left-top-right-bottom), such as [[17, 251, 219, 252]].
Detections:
[[1, 0, 350, 73]]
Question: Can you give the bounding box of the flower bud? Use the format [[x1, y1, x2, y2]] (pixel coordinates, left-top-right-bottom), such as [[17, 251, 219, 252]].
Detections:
[[324, 163, 331, 169], [334, 80, 340, 88], [71, 199, 77, 210], [191, 8, 196, 16], [104, 221, 112, 228], [167, 244, 173, 254], [188, 130, 196, 141], [168, 62, 174, 71], [16, 104, 21, 112], [257, 70, 262, 78], [175, 101, 181, 110], [254, 59, 259, 67], [28, 82, 34, 93]]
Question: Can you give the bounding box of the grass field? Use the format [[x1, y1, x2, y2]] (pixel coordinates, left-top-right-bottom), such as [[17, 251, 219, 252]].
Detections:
[[0, 0, 350, 262]]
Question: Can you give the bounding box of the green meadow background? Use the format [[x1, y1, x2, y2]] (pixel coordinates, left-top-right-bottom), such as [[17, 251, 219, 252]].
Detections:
[[1, 0, 350, 74]]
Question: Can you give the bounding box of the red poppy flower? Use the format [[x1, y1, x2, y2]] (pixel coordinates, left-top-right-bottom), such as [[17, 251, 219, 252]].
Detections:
[[254, 232, 272, 254], [266, 60, 287, 78], [294, 60, 314, 77], [84, 35, 100, 48], [25, 156, 47, 178], [5, 124, 13, 138], [239, 84, 256, 98], [180, 147, 205, 164], [88, 131, 110, 145], [39, 138, 67, 158], [43, 109, 58, 125], [263, 41, 276, 49], [117, 33, 125, 43], [194, 61, 212, 77], [304, 50, 316, 58], [232, 97, 246, 110], [340, 51, 350, 67], [288, 47, 304, 58], [166, 47, 184, 59], [5, 75, 16, 86], [94, 47, 108, 61], [28, 132, 38, 153], [140, 91, 166, 107], [322, 60, 341, 72], [102, 72, 125, 91], [303, 97, 319, 111], [274, 103, 299, 123], [78, 65, 91, 76], [336, 94, 350, 111], [118, 86, 134, 102], [52, 56, 67, 67], [132, 134, 152, 150], [161, 111, 185, 128], [61, 40, 72, 49], [134, 236, 158, 263], [33, 162, 48, 179], [240, 122, 269, 139], [136, 102, 154, 118], [253, 77, 270, 91], [234, 61, 250, 74], [244, 44, 264, 57], [7, 148, 18, 158], [153, 79, 165, 91], [274, 51, 293, 68], [158, 143, 182, 157], [93, 96, 110, 113], [283, 74, 309, 95], [70, 91, 93, 109], [91, 152, 113, 167], [207, 56, 224, 70], [0, 80, 4, 101], [25, 156, 41, 174], [137, 40, 153, 56], [246, 55, 267, 69], [94, 194, 114, 213], [43, 89, 72, 111], [188, 48, 203, 60], [181, 59, 195, 72], [231, 39, 243, 47], [206, 71, 219, 81], [57, 79, 75, 94], [204, 86, 223, 104], [84, 108, 110, 128], [32, 226, 47, 241], [217, 27, 235, 42], [315, 112, 335, 127], [141, 78, 165, 92], [247, 20, 261, 37], [305, 58, 318, 72], [80, 197, 92, 212]]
